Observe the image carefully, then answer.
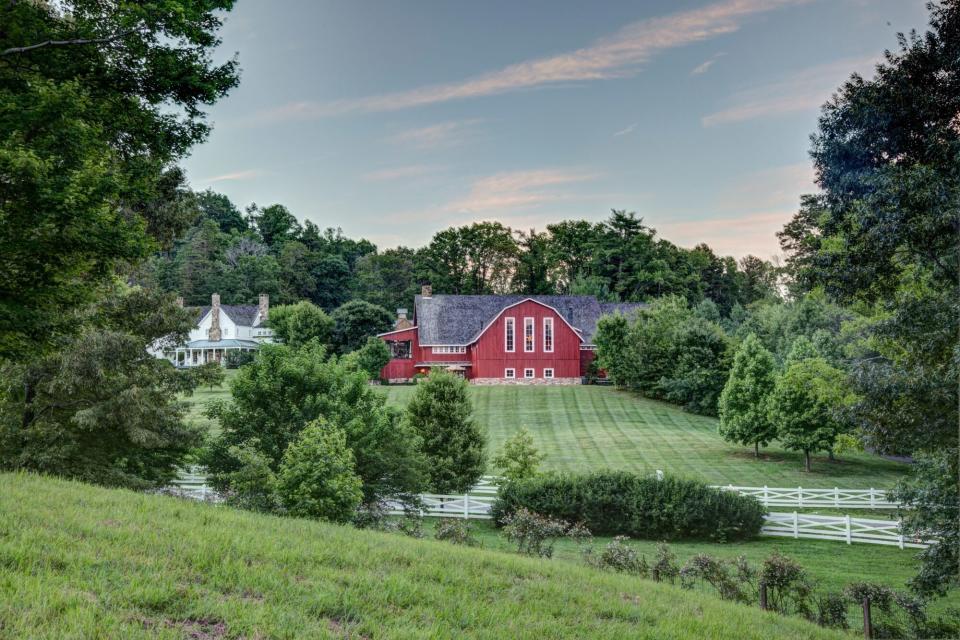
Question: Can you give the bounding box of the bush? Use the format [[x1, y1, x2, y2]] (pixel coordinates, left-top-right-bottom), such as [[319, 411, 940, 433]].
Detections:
[[224, 350, 256, 368], [434, 519, 479, 546], [583, 536, 649, 576], [492, 470, 765, 541], [276, 420, 363, 523], [211, 439, 279, 513], [500, 508, 590, 558], [492, 427, 544, 482]]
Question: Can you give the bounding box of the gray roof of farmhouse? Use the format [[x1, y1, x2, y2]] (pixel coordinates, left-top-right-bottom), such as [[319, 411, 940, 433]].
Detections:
[[413, 295, 647, 346], [192, 305, 261, 327]]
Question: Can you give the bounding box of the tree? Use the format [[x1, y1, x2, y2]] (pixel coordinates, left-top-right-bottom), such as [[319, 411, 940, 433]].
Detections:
[[0, 286, 203, 488], [349, 337, 391, 380], [512, 229, 554, 295], [0, 0, 238, 360], [197, 189, 246, 234], [659, 316, 730, 415], [267, 301, 333, 348], [492, 428, 544, 482], [248, 203, 301, 250], [277, 420, 363, 523], [205, 342, 425, 506], [353, 247, 420, 312], [767, 358, 852, 471], [330, 300, 394, 354], [718, 334, 778, 457], [405, 371, 486, 493]]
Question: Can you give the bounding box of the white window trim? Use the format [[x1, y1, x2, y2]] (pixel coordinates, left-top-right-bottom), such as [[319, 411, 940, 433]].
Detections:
[[543, 317, 554, 353], [524, 317, 535, 353], [504, 317, 515, 353], [432, 346, 466, 354], [523, 368, 535, 379], [544, 368, 554, 379], [504, 368, 516, 379]]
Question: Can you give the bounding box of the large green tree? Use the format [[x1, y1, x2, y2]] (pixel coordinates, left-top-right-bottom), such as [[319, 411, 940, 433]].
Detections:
[[267, 301, 333, 349], [0, 286, 203, 488], [718, 333, 778, 457], [330, 300, 394, 354], [0, 0, 238, 360]]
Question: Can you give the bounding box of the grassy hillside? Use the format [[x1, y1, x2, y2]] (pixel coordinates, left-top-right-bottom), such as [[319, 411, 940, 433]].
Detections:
[[0, 473, 846, 640], [181, 377, 907, 488], [377, 385, 906, 488]]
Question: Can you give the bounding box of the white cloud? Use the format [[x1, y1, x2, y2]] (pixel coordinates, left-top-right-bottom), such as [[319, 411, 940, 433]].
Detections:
[[613, 123, 638, 137], [702, 55, 878, 126], [198, 169, 263, 183], [657, 211, 792, 259], [691, 52, 726, 75], [387, 119, 482, 150], [251, 0, 809, 121]]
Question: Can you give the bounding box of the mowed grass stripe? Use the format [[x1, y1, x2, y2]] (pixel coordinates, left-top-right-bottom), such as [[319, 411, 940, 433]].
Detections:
[[372, 384, 907, 488]]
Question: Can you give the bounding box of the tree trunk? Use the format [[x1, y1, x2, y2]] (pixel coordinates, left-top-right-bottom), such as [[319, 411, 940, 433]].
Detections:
[[804, 450, 811, 472], [754, 441, 760, 458]]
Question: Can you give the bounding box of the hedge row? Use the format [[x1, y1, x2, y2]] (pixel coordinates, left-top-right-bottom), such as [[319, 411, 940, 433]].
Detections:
[[491, 471, 766, 542]]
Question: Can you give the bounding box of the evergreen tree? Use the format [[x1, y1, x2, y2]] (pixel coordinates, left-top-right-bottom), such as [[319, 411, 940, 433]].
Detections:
[[718, 334, 777, 457], [405, 371, 486, 493]]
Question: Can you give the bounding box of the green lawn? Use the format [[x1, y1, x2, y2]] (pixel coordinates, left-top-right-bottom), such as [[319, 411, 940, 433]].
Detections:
[[378, 385, 908, 489], [0, 472, 848, 640]]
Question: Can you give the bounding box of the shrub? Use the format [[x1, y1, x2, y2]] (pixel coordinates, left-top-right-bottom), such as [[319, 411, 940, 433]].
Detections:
[[651, 542, 680, 584], [276, 420, 363, 523], [813, 592, 849, 630], [224, 349, 256, 368], [492, 470, 765, 541], [583, 536, 649, 576], [434, 519, 479, 546], [680, 553, 749, 602], [500, 508, 590, 558], [211, 439, 280, 513], [492, 427, 544, 482], [760, 552, 813, 618]]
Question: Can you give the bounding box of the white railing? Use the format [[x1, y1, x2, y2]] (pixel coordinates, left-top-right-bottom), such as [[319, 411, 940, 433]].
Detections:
[[762, 512, 930, 549], [168, 466, 219, 502], [713, 485, 896, 509], [387, 493, 497, 519]]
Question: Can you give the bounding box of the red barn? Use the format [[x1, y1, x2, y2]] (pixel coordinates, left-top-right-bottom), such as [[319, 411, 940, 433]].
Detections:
[[379, 286, 646, 384]]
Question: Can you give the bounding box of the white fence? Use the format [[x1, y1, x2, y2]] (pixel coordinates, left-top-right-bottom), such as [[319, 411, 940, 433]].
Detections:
[[714, 485, 895, 509], [762, 512, 930, 549], [168, 466, 219, 502]]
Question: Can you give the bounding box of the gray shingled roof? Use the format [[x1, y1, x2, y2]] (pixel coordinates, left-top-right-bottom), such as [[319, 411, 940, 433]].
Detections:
[[192, 305, 261, 327], [413, 295, 647, 346]]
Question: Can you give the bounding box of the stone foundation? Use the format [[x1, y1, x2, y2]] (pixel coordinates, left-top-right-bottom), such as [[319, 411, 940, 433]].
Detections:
[[470, 377, 581, 386]]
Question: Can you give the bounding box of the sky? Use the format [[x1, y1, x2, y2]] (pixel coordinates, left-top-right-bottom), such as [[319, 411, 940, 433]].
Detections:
[[183, 0, 932, 260]]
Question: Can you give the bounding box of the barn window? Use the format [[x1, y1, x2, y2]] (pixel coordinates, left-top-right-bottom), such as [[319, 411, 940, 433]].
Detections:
[[524, 317, 535, 352], [432, 346, 466, 354], [505, 317, 515, 352], [387, 340, 412, 359], [543, 368, 554, 379], [504, 368, 516, 379], [543, 317, 553, 352], [524, 368, 535, 379]]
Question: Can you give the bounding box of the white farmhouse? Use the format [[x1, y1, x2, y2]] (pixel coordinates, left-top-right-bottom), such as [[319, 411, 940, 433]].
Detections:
[[153, 293, 274, 367]]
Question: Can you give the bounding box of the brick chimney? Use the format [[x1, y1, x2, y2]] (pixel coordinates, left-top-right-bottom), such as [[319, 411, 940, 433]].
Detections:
[[258, 293, 269, 322], [421, 284, 432, 298], [208, 293, 222, 341], [395, 308, 413, 330]]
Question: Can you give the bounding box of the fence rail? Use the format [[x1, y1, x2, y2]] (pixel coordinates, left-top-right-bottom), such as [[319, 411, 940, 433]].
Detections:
[[713, 485, 895, 509], [761, 512, 930, 549]]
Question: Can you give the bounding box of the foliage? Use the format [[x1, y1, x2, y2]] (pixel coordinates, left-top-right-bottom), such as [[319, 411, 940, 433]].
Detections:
[[595, 296, 731, 415], [492, 471, 766, 541], [680, 553, 750, 603], [349, 337, 391, 380], [191, 361, 225, 390], [330, 300, 394, 354], [276, 419, 363, 523], [651, 542, 681, 584], [889, 450, 959, 597], [205, 341, 426, 506], [434, 519, 479, 546], [500, 508, 589, 558], [0, 286, 202, 488], [267, 301, 333, 348], [405, 371, 486, 493], [224, 349, 255, 369], [718, 333, 778, 457], [583, 536, 649, 576], [767, 358, 854, 471], [212, 439, 279, 514], [761, 552, 813, 618], [491, 427, 545, 482], [0, 0, 239, 360]]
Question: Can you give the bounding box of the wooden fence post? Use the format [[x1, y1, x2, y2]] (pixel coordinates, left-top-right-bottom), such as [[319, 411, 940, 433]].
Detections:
[[798, 486, 803, 508], [763, 485, 768, 506], [870, 488, 876, 508], [834, 487, 840, 508], [463, 493, 469, 519], [793, 511, 799, 539], [845, 515, 852, 544], [862, 596, 872, 639], [759, 581, 768, 611]]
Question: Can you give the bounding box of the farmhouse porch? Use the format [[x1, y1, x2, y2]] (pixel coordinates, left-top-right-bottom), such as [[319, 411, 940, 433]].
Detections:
[[172, 338, 260, 367]]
